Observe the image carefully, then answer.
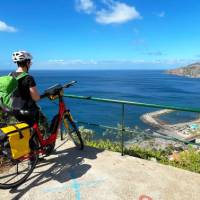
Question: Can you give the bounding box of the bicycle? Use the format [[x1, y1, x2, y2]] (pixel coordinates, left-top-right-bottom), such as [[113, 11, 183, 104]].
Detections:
[[0, 81, 84, 189]]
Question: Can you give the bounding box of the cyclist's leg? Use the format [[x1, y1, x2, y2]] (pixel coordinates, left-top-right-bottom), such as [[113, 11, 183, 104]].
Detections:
[[62, 110, 84, 150], [38, 110, 50, 137], [42, 114, 59, 157]]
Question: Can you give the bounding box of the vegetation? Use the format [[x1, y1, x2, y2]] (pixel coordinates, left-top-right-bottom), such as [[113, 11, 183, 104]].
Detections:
[[0, 109, 18, 127], [169, 146, 200, 173], [80, 127, 200, 174]]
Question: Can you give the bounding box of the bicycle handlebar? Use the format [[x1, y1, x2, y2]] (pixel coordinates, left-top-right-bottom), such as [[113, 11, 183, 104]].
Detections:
[[40, 80, 77, 99], [63, 80, 77, 88]]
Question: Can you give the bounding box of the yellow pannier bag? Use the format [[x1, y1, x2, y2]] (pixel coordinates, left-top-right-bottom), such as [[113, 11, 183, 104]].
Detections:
[[0, 123, 31, 159]]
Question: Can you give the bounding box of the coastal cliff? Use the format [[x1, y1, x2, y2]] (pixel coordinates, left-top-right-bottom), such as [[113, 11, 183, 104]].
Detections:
[[166, 62, 200, 78]]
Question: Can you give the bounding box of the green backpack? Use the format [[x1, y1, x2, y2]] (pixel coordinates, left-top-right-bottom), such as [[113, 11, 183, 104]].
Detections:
[[0, 72, 28, 110]]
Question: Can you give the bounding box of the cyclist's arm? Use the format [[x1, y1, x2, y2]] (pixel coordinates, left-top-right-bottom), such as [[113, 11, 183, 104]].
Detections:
[[30, 86, 40, 101]]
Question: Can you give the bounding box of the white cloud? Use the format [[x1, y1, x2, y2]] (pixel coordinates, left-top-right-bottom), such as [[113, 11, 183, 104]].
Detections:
[[75, 0, 141, 25], [163, 59, 197, 66], [48, 59, 65, 63], [48, 59, 97, 65], [96, 1, 141, 24], [75, 0, 95, 14], [47, 58, 177, 66], [0, 20, 17, 32], [33, 58, 200, 69], [157, 11, 165, 18]]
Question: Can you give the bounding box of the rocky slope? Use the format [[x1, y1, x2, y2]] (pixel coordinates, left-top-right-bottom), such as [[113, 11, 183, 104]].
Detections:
[[166, 62, 200, 78]]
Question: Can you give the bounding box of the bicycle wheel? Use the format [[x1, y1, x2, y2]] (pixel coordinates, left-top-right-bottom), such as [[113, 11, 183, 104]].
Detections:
[[0, 136, 39, 189], [62, 112, 84, 150], [44, 142, 56, 157]]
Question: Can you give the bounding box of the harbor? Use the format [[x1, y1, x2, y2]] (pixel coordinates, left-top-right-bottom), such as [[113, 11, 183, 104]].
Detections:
[[140, 109, 200, 143]]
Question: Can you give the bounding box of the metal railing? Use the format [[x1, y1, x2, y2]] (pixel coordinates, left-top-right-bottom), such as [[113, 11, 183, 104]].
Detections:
[[64, 94, 200, 155]]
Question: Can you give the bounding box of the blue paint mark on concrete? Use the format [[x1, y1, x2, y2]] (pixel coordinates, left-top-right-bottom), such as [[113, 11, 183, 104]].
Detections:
[[65, 170, 81, 200], [70, 176, 81, 200], [42, 179, 106, 194]]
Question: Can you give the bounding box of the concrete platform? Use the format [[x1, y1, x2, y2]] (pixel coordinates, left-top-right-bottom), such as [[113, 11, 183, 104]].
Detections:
[[1, 140, 200, 200]]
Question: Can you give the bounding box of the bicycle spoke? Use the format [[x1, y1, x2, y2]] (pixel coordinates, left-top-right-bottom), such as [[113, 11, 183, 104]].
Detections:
[[16, 163, 19, 175], [0, 147, 38, 189]]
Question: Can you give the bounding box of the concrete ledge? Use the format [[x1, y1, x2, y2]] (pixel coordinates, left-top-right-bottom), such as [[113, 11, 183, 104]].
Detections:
[[1, 140, 200, 200]]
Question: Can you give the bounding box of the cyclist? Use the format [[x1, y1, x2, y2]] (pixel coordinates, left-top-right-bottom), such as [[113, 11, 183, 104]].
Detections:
[[11, 50, 48, 132]]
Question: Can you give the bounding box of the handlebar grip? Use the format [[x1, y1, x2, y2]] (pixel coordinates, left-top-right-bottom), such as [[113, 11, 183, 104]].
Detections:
[[63, 81, 77, 88]]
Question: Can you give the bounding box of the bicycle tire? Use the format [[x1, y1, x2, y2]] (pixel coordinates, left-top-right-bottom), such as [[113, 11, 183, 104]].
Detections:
[[0, 135, 39, 189], [62, 112, 84, 150], [44, 142, 56, 157]]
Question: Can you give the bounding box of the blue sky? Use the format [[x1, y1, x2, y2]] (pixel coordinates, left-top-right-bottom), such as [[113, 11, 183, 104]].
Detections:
[[0, 0, 200, 70]]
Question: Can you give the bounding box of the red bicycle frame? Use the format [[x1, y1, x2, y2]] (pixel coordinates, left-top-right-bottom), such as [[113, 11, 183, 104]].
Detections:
[[32, 96, 67, 150]]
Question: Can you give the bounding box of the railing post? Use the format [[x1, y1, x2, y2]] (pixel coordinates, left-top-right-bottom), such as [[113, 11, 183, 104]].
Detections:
[[121, 104, 125, 156], [64, 95, 200, 148]]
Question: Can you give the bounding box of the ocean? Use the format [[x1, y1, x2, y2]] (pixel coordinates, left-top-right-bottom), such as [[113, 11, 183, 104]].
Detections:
[[1, 70, 200, 132]]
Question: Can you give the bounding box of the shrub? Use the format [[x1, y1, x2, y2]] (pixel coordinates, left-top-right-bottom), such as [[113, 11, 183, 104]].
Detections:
[[82, 131, 200, 174]]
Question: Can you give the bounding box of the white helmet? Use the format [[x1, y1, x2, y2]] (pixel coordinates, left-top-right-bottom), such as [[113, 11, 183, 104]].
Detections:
[[12, 51, 33, 63]]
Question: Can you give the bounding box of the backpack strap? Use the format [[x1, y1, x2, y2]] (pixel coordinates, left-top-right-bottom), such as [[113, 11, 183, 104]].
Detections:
[[12, 124, 24, 139], [9, 72, 28, 80], [15, 72, 28, 80]]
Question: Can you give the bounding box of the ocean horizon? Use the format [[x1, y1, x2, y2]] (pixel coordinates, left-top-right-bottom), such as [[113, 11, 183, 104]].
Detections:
[[1, 69, 200, 135]]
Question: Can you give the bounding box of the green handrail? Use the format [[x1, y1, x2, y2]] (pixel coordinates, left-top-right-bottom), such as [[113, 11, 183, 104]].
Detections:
[[64, 94, 200, 155], [64, 94, 200, 113]]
